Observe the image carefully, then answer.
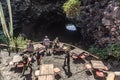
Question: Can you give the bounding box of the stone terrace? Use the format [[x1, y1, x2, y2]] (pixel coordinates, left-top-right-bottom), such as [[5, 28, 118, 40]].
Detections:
[[0, 49, 96, 80]]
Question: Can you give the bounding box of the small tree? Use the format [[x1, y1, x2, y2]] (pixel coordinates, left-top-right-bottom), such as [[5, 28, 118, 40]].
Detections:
[[63, 0, 81, 18]]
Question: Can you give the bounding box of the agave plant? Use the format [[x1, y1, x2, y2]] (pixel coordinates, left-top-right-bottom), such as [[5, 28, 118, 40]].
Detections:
[[10, 35, 28, 53]]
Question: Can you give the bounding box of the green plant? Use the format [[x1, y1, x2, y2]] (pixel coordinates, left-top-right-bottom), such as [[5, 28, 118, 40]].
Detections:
[[0, 0, 28, 54], [0, 0, 14, 56], [10, 35, 28, 53], [0, 30, 9, 44], [88, 44, 120, 60], [0, 0, 13, 39], [63, 0, 81, 18], [107, 44, 120, 59], [0, 30, 4, 34], [88, 46, 107, 59], [0, 34, 8, 44]]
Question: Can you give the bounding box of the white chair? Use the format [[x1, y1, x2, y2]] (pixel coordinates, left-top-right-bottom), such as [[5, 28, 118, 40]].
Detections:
[[54, 67, 61, 74], [9, 61, 14, 66], [35, 70, 40, 77]]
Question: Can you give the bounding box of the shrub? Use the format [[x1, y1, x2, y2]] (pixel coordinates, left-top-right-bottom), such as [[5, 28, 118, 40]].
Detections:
[[63, 0, 81, 18], [88, 46, 107, 59], [10, 35, 28, 52], [88, 44, 120, 60]]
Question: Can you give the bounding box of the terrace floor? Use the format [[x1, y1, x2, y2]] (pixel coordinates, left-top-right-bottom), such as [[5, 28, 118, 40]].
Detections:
[[0, 42, 119, 80], [0, 50, 96, 80]]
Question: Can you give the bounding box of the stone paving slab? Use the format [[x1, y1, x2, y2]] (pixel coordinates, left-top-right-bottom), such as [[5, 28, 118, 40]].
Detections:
[[42, 54, 96, 80], [0, 50, 96, 80]]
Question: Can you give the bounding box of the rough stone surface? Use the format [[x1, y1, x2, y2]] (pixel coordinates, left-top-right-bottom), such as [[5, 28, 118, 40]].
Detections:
[[100, 0, 120, 46], [77, 0, 120, 47], [0, 50, 96, 80], [1, 0, 120, 46]]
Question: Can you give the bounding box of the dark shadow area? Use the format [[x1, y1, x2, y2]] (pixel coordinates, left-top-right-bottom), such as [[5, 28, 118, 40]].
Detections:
[[85, 55, 99, 61], [73, 59, 85, 64], [104, 55, 120, 71], [55, 74, 62, 80], [85, 70, 92, 76], [62, 65, 72, 78], [23, 66, 33, 80], [31, 0, 66, 4], [24, 70, 32, 80], [10, 67, 22, 73], [46, 53, 52, 56], [14, 10, 82, 46], [45, 24, 81, 44], [53, 51, 64, 55]]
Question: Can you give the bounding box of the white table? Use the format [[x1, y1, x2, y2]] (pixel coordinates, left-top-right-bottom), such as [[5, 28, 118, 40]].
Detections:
[[38, 64, 54, 80], [12, 55, 22, 63]]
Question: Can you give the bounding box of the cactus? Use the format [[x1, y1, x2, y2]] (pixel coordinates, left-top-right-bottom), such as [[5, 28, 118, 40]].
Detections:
[[7, 0, 13, 38], [0, 1, 11, 40], [0, 0, 28, 54], [0, 0, 14, 55], [0, 0, 13, 40]]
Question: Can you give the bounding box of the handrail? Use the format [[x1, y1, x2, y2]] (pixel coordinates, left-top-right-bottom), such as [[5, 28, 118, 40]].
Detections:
[[0, 41, 99, 59], [60, 42, 99, 59], [0, 43, 24, 49]]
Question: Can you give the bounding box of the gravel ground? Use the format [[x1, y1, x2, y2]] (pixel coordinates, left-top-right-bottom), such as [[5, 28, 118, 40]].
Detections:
[[0, 50, 96, 80]]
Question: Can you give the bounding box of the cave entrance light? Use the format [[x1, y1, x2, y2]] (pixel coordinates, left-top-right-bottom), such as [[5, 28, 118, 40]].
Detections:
[[66, 24, 77, 31]]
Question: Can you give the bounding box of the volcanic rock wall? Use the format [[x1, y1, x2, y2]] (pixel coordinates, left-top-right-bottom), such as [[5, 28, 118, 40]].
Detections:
[[1, 0, 120, 47], [101, 0, 120, 46], [77, 0, 120, 47]]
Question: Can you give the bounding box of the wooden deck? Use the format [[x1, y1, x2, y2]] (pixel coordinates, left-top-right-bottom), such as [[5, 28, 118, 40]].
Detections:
[[38, 64, 54, 80]]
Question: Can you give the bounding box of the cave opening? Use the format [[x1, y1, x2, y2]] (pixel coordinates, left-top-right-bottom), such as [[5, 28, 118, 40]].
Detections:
[[14, 10, 82, 44], [32, 11, 82, 44]]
